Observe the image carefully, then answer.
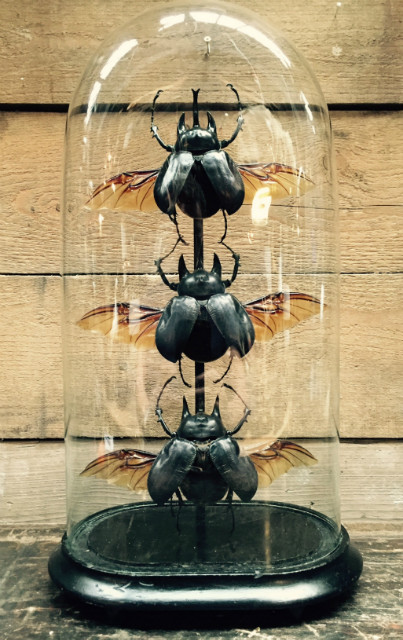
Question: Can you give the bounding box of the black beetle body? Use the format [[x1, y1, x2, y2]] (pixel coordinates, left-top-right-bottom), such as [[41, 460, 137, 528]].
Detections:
[[155, 253, 254, 363], [147, 395, 256, 505], [151, 86, 245, 220]]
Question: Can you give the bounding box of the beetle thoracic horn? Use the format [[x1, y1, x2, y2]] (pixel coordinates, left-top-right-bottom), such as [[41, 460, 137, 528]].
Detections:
[[177, 112, 187, 136], [211, 395, 221, 418], [206, 111, 217, 134], [178, 255, 189, 280], [191, 88, 201, 127], [181, 396, 190, 420], [211, 253, 222, 277]]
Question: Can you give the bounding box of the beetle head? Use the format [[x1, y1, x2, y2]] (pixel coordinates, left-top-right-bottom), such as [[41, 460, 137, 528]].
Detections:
[[177, 395, 227, 441], [175, 89, 220, 154], [177, 254, 226, 299]]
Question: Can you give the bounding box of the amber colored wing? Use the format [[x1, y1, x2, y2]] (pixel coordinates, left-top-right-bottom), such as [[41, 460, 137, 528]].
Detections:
[[77, 302, 161, 350], [238, 163, 313, 203], [88, 169, 160, 211], [80, 449, 156, 492], [242, 439, 317, 489], [244, 292, 322, 343]]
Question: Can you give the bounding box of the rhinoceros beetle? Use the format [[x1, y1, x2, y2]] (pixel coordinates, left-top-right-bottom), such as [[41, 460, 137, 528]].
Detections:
[[80, 381, 318, 508], [155, 252, 254, 364], [151, 85, 245, 222], [147, 383, 256, 505]]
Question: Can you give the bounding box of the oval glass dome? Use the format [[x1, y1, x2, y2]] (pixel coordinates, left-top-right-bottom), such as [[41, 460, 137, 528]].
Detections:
[[49, 1, 362, 612]]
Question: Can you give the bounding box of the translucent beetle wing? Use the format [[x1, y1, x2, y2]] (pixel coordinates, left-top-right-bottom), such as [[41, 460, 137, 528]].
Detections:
[[80, 449, 156, 492], [244, 292, 322, 343], [242, 439, 317, 489], [77, 302, 161, 350], [238, 162, 314, 202], [87, 170, 159, 211]]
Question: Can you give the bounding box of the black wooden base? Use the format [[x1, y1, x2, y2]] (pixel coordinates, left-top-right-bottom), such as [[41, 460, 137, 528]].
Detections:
[[48, 501, 362, 613]]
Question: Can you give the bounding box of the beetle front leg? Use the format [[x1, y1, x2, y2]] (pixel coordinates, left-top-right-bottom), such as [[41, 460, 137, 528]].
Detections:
[[220, 113, 244, 149], [155, 407, 174, 437], [150, 89, 174, 152], [220, 83, 244, 149], [155, 257, 178, 291], [222, 247, 240, 288], [227, 404, 251, 436], [223, 383, 251, 435], [151, 124, 174, 152]]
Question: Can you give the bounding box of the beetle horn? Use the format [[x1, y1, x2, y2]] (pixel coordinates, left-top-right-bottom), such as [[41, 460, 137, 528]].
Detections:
[[181, 396, 190, 419], [211, 395, 221, 418], [177, 112, 187, 135], [211, 253, 222, 277], [192, 88, 201, 127], [206, 111, 217, 134], [178, 254, 189, 280]]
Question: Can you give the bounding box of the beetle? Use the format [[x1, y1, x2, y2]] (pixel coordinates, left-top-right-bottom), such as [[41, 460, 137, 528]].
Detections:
[[77, 284, 323, 366], [80, 382, 317, 506], [150, 85, 245, 221], [154, 252, 254, 364], [87, 86, 314, 239], [148, 388, 256, 505]]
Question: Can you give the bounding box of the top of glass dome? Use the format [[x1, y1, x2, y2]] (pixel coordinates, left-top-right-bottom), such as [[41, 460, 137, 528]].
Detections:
[[71, 0, 326, 119]]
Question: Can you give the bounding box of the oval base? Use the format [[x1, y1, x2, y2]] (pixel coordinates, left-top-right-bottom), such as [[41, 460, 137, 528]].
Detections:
[[48, 501, 362, 613]]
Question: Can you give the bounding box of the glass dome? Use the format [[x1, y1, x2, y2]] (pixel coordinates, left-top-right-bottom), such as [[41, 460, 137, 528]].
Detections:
[[49, 0, 362, 612]]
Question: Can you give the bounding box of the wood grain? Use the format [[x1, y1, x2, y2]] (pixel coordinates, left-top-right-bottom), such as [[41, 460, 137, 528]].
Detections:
[[0, 0, 401, 104], [0, 440, 401, 525], [0, 526, 401, 637], [0, 276, 62, 439], [0, 111, 401, 274], [0, 274, 402, 439]]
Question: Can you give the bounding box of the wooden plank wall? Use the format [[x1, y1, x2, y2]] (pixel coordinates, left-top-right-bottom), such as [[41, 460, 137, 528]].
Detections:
[[0, 0, 402, 523]]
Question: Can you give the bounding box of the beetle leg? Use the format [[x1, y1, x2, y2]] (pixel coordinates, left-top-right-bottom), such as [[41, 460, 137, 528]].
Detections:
[[150, 89, 174, 152], [155, 257, 178, 291], [220, 209, 229, 244], [155, 407, 174, 437], [228, 405, 251, 436], [213, 356, 233, 384], [220, 114, 244, 149], [222, 383, 252, 435], [221, 243, 240, 288], [158, 236, 185, 269], [174, 490, 184, 532], [220, 84, 244, 149], [178, 357, 192, 388], [168, 210, 188, 246], [225, 489, 235, 533], [151, 125, 174, 152]]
